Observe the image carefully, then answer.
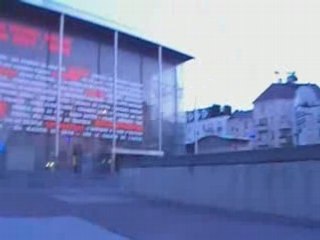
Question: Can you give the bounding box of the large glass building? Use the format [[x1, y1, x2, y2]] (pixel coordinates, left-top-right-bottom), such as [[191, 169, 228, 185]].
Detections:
[[0, 1, 192, 172]]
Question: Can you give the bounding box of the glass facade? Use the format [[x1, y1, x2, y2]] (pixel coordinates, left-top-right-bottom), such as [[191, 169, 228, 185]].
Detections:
[[0, 5, 59, 171], [0, 3, 190, 173], [117, 35, 159, 151]]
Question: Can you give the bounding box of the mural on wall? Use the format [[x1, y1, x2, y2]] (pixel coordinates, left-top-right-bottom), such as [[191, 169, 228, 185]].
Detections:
[[0, 18, 143, 142]]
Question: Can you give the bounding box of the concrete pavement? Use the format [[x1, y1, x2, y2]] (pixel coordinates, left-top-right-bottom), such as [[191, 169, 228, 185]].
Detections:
[[0, 173, 320, 240]]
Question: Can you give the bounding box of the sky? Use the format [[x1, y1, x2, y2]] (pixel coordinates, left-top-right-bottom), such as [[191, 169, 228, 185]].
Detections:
[[54, 0, 320, 111]]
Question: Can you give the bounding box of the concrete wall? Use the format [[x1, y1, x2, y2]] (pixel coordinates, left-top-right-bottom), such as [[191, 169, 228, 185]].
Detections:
[[119, 153, 320, 222]]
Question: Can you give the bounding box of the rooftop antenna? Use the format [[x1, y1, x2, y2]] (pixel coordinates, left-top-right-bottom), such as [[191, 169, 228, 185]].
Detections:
[[286, 71, 298, 83]]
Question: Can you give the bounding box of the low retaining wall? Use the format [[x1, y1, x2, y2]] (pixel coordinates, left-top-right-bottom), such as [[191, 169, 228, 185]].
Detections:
[[118, 146, 320, 223]]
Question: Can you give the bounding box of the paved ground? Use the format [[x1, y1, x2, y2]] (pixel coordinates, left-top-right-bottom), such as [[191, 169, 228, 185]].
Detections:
[[0, 173, 320, 240]]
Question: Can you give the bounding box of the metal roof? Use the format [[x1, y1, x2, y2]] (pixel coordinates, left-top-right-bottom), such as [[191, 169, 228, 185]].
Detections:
[[230, 110, 253, 119], [20, 0, 193, 63], [253, 83, 320, 104], [253, 83, 297, 103]]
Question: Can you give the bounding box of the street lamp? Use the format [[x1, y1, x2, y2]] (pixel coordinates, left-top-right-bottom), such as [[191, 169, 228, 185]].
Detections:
[[194, 95, 198, 155]]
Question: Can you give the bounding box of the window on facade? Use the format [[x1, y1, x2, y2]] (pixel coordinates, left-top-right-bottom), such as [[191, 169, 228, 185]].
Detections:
[[244, 121, 248, 129], [279, 128, 291, 138], [257, 133, 262, 141], [258, 118, 268, 126]]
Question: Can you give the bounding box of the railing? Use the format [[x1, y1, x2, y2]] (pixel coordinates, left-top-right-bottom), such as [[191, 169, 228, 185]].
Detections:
[[118, 144, 320, 169]]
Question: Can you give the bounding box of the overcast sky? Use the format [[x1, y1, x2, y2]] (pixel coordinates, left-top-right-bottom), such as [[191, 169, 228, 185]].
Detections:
[[56, 0, 320, 110]]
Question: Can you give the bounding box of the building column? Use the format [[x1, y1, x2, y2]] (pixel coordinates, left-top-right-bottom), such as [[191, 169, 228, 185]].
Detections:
[[111, 31, 118, 172], [55, 13, 65, 160], [158, 46, 163, 152]]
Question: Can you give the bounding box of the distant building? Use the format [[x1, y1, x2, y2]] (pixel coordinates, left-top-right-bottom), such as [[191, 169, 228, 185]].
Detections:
[[253, 83, 297, 149], [187, 73, 320, 152], [227, 110, 254, 140], [185, 105, 253, 154], [194, 135, 251, 154], [185, 105, 230, 145], [253, 78, 320, 149]]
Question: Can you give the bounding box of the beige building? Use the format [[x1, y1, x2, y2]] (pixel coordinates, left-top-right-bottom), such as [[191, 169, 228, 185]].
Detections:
[[185, 114, 230, 144], [185, 105, 255, 153], [197, 136, 251, 154], [227, 110, 254, 140], [185, 109, 254, 154], [253, 83, 297, 149], [253, 82, 320, 149]]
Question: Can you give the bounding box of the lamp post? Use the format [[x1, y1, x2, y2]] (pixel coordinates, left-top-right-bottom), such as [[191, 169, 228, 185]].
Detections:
[[194, 94, 198, 155], [55, 13, 65, 163], [111, 31, 118, 174]]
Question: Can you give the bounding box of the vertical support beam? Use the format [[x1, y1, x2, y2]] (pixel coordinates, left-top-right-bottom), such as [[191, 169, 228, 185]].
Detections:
[[158, 46, 163, 152], [194, 96, 198, 155], [111, 31, 118, 173], [174, 68, 178, 125], [55, 13, 65, 160], [173, 67, 179, 153]]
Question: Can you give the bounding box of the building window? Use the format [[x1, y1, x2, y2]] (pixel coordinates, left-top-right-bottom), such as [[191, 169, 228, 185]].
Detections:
[[258, 118, 268, 126], [279, 128, 291, 138]]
